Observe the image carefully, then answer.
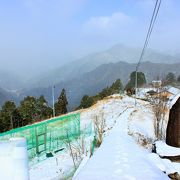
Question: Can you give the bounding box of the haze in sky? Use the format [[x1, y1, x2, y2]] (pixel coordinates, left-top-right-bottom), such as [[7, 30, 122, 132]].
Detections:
[[0, 0, 180, 79]]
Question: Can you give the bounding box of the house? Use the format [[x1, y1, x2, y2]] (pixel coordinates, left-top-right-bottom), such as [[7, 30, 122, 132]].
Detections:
[[157, 86, 180, 148], [149, 86, 180, 104], [166, 92, 180, 147], [152, 80, 162, 88]]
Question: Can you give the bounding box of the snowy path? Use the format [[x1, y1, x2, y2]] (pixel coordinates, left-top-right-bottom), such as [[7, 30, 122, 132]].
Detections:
[[74, 108, 169, 180]]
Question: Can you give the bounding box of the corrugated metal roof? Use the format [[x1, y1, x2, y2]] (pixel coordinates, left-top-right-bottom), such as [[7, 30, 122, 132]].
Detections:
[[166, 87, 180, 109], [167, 93, 180, 109], [167, 87, 180, 95]]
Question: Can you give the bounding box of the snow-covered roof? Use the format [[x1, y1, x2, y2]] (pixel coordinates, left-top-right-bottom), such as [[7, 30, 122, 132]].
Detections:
[[167, 92, 180, 109], [152, 80, 162, 83], [166, 87, 180, 95], [160, 86, 180, 109], [155, 141, 180, 157], [152, 80, 162, 86]]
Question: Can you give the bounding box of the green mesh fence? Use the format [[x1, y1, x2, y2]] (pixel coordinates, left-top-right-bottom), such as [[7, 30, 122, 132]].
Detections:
[[0, 113, 80, 162], [81, 122, 93, 137]]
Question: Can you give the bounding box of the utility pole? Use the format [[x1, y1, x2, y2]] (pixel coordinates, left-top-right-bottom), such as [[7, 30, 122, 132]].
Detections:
[[52, 85, 55, 117], [10, 114, 13, 129], [135, 69, 138, 106]]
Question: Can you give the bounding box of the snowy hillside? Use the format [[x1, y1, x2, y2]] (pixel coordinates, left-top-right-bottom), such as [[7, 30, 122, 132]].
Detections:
[[29, 95, 179, 180]]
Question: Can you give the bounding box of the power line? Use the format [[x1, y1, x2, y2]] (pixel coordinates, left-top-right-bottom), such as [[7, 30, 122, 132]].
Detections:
[[136, 0, 161, 70], [135, 0, 161, 104]]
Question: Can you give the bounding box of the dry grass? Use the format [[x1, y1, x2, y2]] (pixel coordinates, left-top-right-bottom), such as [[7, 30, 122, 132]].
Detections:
[[128, 131, 153, 149]]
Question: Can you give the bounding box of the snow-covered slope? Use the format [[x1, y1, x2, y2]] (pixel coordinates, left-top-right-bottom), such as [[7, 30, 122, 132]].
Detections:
[[74, 98, 168, 180], [29, 95, 179, 180]]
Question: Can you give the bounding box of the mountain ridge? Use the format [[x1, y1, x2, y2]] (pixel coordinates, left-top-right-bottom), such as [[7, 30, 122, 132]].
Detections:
[[28, 44, 180, 89], [20, 61, 180, 110]]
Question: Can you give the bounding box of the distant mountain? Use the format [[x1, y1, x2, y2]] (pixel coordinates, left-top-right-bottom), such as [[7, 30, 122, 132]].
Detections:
[[0, 87, 19, 106], [0, 70, 24, 106], [107, 45, 180, 64], [28, 44, 180, 88], [1, 44, 180, 109], [0, 71, 24, 90], [175, 53, 180, 59], [21, 61, 180, 110]]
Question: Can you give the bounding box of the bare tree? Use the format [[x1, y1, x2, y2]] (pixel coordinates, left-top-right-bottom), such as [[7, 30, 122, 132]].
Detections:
[[63, 129, 87, 170], [151, 87, 167, 140], [94, 111, 106, 146], [64, 131, 77, 169]]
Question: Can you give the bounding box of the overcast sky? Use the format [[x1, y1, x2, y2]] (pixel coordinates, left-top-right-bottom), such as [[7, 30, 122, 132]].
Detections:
[[0, 0, 180, 79]]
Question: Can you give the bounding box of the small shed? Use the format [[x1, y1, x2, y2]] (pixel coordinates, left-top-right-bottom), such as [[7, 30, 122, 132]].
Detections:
[[152, 80, 162, 88], [166, 92, 180, 147]]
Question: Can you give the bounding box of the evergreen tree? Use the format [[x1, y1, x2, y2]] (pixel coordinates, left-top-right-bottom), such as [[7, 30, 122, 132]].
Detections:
[[19, 96, 37, 125], [165, 72, 176, 85], [0, 101, 16, 132], [125, 71, 146, 89], [109, 79, 123, 94], [0, 95, 53, 132], [36, 95, 52, 120], [0, 111, 4, 132], [177, 75, 180, 83], [55, 89, 68, 116], [99, 87, 110, 99], [78, 95, 94, 109], [77, 78, 123, 110], [12, 108, 23, 128]]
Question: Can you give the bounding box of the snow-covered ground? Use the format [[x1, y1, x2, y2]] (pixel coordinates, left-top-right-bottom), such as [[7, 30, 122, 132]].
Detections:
[[128, 101, 155, 146], [30, 150, 74, 180], [0, 138, 29, 180], [25, 95, 180, 179], [136, 87, 155, 99], [73, 101, 169, 180], [155, 141, 180, 157], [30, 95, 126, 180]]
